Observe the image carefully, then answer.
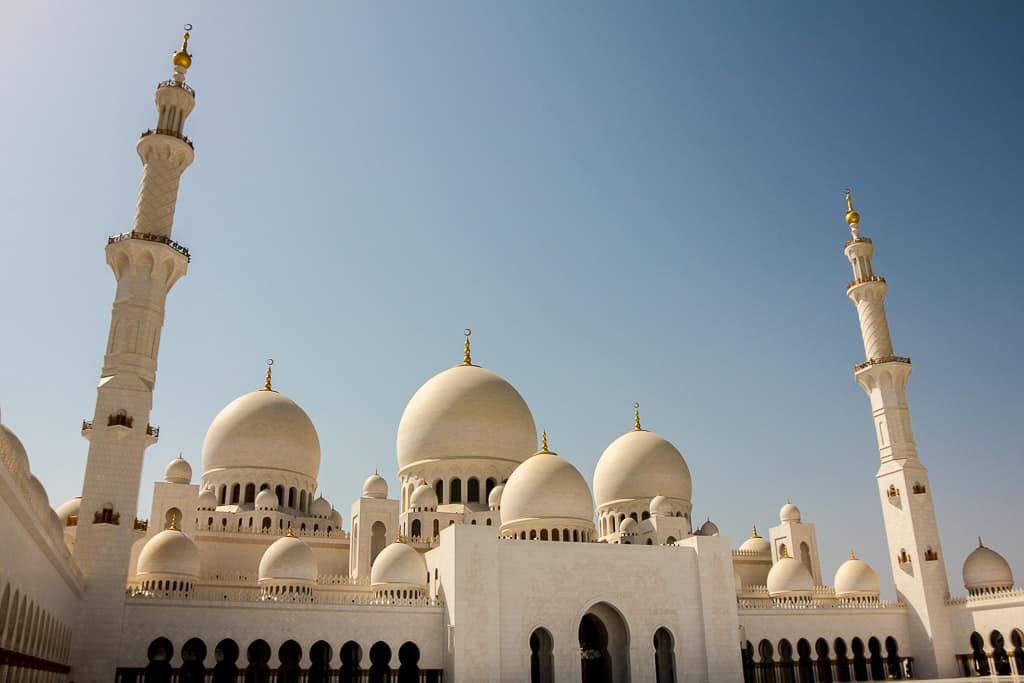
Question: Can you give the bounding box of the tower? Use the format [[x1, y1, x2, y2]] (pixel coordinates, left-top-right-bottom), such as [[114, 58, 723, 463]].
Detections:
[[842, 191, 955, 678], [69, 28, 196, 681]]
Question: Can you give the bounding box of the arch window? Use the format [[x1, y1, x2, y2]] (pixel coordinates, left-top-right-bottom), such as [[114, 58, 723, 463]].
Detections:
[[450, 478, 462, 503], [530, 628, 554, 683], [485, 477, 497, 500], [868, 637, 885, 680], [288, 487, 296, 508], [467, 477, 480, 503], [815, 638, 833, 682], [244, 483, 256, 504], [653, 627, 676, 683], [434, 479, 443, 505], [369, 641, 392, 683], [990, 631, 1011, 676], [777, 638, 794, 681], [432, 519, 440, 537], [230, 484, 240, 504], [833, 638, 850, 682], [398, 641, 421, 683], [884, 637, 902, 679], [299, 490, 307, 512], [411, 519, 422, 537]]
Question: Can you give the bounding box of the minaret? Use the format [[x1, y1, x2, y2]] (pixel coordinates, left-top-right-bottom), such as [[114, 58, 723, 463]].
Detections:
[[842, 191, 955, 678], [70, 28, 196, 682]]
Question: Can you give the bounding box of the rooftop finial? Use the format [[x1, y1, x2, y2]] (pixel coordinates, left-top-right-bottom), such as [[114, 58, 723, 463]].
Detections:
[[536, 430, 554, 455], [751, 524, 760, 539], [978, 536, 984, 548], [844, 188, 861, 237], [172, 24, 193, 74], [780, 544, 790, 559], [287, 521, 295, 537], [633, 402, 642, 431], [396, 529, 405, 543], [463, 328, 473, 366], [168, 512, 179, 531], [850, 548, 857, 560], [264, 359, 275, 391]]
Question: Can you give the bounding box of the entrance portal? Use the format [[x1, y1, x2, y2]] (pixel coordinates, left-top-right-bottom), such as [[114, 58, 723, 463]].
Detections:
[[579, 602, 630, 683]]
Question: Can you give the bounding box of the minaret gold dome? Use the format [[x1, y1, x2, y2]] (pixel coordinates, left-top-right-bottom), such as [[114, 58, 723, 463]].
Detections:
[[172, 25, 193, 70], [844, 188, 860, 226]]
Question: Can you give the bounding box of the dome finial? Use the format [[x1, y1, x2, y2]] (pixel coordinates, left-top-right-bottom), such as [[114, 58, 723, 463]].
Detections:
[[463, 328, 473, 366], [286, 521, 295, 537], [751, 524, 760, 539], [536, 430, 555, 455], [843, 188, 861, 237], [978, 535, 984, 548], [168, 512, 179, 531], [779, 544, 790, 559], [633, 402, 642, 431], [396, 529, 404, 543], [263, 358, 275, 391], [172, 24, 193, 73], [850, 547, 857, 560]]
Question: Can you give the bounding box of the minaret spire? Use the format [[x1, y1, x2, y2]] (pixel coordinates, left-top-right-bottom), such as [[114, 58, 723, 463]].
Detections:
[[70, 30, 197, 681], [842, 191, 955, 678]]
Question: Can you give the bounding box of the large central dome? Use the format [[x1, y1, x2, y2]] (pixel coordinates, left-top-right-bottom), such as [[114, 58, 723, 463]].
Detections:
[[202, 389, 321, 480], [397, 364, 537, 473]]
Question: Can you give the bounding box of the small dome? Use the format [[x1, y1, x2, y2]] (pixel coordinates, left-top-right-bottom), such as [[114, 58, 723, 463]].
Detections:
[[310, 495, 332, 518], [410, 482, 438, 510], [767, 555, 814, 597], [619, 517, 638, 535], [202, 389, 321, 481], [330, 508, 343, 528], [780, 501, 801, 523], [500, 451, 594, 527], [698, 519, 719, 536], [164, 454, 192, 484], [488, 483, 505, 509], [834, 552, 880, 598], [371, 541, 427, 589], [362, 472, 388, 499], [197, 489, 218, 511], [593, 429, 691, 508], [397, 364, 537, 473], [258, 534, 317, 585], [963, 539, 1014, 594], [0, 422, 30, 480], [137, 528, 200, 579], [649, 495, 673, 517], [254, 488, 279, 511], [738, 527, 771, 554], [55, 497, 82, 524]]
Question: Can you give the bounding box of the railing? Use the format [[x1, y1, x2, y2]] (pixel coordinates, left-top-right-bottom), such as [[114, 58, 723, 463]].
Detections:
[[746, 655, 913, 681], [147, 424, 160, 438], [126, 586, 442, 607], [108, 230, 192, 262], [0, 647, 71, 674], [846, 274, 887, 290], [134, 518, 149, 531], [157, 78, 196, 97], [844, 236, 873, 248], [947, 586, 1024, 605], [115, 667, 442, 682], [854, 355, 912, 372], [140, 127, 195, 149], [955, 651, 1024, 678], [738, 597, 904, 610], [81, 419, 93, 432]]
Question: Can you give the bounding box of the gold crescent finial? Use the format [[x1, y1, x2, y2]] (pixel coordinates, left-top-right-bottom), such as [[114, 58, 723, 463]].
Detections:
[[843, 188, 861, 226], [287, 521, 295, 537], [169, 512, 179, 531], [536, 430, 554, 455], [172, 24, 193, 71], [463, 328, 473, 366], [633, 402, 642, 431], [751, 524, 760, 538], [779, 544, 789, 559], [396, 529, 405, 543], [264, 358, 275, 391], [850, 548, 857, 560]]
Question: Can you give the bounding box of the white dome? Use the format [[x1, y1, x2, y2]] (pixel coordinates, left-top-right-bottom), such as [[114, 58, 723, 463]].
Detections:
[[963, 540, 1014, 593], [500, 451, 594, 526], [593, 429, 691, 508], [410, 482, 438, 510], [698, 519, 719, 536], [258, 535, 317, 584], [370, 541, 427, 588], [767, 556, 814, 597], [780, 501, 801, 523], [310, 495, 331, 518], [0, 423, 30, 480], [202, 389, 321, 480], [330, 508, 343, 527], [738, 528, 771, 554], [397, 364, 537, 472], [137, 529, 200, 578], [649, 495, 673, 517], [619, 517, 638, 534], [362, 472, 388, 499], [197, 489, 218, 511], [55, 497, 81, 523], [254, 488, 279, 511], [164, 454, 192, 484], [488, 483, 505, 509], [834, 553, 880, 598]]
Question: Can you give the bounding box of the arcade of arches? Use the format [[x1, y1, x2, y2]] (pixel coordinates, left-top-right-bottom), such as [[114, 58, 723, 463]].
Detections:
[[741, 636, 911, 682]]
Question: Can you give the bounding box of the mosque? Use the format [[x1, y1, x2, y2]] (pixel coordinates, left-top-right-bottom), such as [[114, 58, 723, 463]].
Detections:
[[1, 29, 1023, 683]]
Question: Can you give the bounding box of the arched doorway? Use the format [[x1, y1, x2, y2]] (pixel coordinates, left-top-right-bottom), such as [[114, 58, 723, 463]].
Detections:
[[834, 638, 850, 682], [991, 631, 1011, 676], [398, 641, 421, 683], [579, 602, 630, 683], [653, 627, 675, 683], [180, 638, 207, 683], [530, 627, 554, 683], [777, 639, 794, 683], [340, 641, 363, 683], [144, 637, 173, 683], [850, 638, 867, 682], [245, 639, 271, 683], [369, 641, 392, 683], [883, 637, 902, 679], [212, 639, 239, 683], [816, 638, 833, 682], [309, 640, 333, 683], [371, 521, 387, 565], [867, 637, 885, 681], [278, 640, 302, 683], [796, 639, 813, 683]]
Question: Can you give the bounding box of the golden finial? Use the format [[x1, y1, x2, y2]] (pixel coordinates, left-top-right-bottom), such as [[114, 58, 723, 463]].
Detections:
[[844, 188, 861, 226], [751, 524, 760, 539], [850, 548, 857, 560], [633, 403, 642, 431], [168, 512, 179, 531], [263, 359, 275, 391], [779, 544, 790, 559], [978, 536, 984, 548], [396, 529, 405, 543], [536, 430, 555, 455], [172, 24, 193, 71], [287, 521, 295, 537], [462, 328, 473, 366]]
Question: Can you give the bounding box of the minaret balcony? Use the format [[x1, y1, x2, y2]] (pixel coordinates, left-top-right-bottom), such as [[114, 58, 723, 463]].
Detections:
[[145, 424, 160, 446], [846, 274, 886, 291], [157, 79, 195, 98], [140, 128, 194, 150], [108, 230, 191, 262], [844, 236, 873, 249], [81, 419, 93, 440], [853, 355, 911, 372]]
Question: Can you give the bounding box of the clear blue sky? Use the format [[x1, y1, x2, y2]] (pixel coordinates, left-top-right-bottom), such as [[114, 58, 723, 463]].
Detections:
[[2, 2, 1022, 596]]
